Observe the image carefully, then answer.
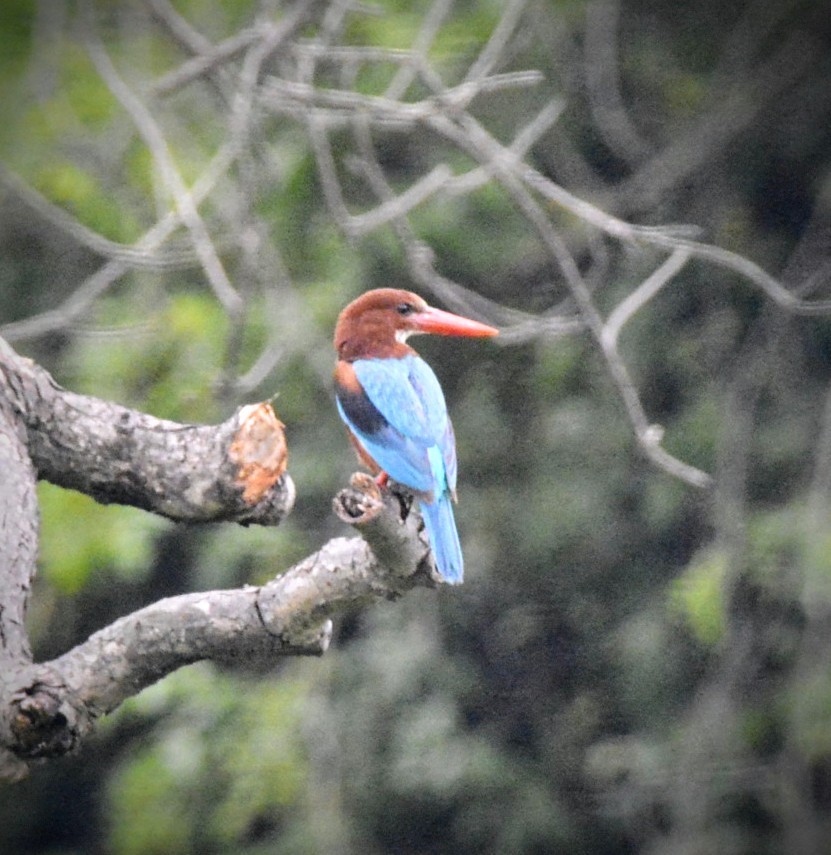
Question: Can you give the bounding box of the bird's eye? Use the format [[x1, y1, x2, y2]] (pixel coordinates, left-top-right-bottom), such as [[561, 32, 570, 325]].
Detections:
[[396, 303, 415, 316]]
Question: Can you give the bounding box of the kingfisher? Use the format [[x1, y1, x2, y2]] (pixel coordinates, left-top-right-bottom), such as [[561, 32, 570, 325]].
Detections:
[[333, 288, 498, 584]]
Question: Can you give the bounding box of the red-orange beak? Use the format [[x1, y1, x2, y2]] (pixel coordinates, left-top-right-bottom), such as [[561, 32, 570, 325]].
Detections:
[[411, 306, 499, 338]]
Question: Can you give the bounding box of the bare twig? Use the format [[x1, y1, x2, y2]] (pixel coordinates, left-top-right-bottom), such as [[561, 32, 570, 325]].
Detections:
[[0, 164, 204, 270], [601, 248, 691, 351], [385, 0, 452, 100], [348, 164, 454, 236], [443, 98, 566, 196], [426, 109, 712, 486], [584, 0, 651, 165], [463, 0, 528, 84], [421, 104, 831, 318], [145, 0, 237, 104], [0, 141, 237, 341], [81, 2, 243, 316], [261, 70, 544, 124], [148, 0, 319, 99], [147, 0, 211, 52]]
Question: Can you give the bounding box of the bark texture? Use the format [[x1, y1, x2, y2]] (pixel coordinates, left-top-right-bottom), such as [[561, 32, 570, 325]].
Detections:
[[0, 387, 38, 664]]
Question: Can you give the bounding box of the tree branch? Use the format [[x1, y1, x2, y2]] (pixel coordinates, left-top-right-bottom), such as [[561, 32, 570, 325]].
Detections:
[[0, 333, 294, 777], [0, 472, 434, 775], [0, 391, 38, 666], [0, 336, 293, 524]]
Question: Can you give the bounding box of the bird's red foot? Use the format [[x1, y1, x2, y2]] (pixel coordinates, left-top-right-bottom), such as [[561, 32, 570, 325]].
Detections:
[[375, 471, 389, 489]]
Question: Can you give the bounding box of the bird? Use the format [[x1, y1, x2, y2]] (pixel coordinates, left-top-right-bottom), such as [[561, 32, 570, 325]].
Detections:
[[333, 288, 499, 584]]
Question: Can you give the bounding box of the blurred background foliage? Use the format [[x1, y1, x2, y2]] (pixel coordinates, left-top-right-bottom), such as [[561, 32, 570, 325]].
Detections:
[[2, 0, 831, 853]]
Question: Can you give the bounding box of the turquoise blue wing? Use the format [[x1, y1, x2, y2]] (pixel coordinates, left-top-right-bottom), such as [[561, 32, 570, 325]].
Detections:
[[342, 355, 455, 496]]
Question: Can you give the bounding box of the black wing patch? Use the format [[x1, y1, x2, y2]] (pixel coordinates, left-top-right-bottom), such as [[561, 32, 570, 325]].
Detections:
[[335, 382, 389, 435]]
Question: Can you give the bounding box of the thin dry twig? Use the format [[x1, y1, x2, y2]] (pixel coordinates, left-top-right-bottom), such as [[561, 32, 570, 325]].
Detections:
[[385, 0, 452, 100], [601, 248, 691, 351], [584, 0, 651, 165], [1, 141, 238, 342], [145, 0, 234, 102], [81, 2, 243, 317], [463, 0, 528, 84], [404, 102, 712, 486], [443, 98, 566, 196], [151, 27, 261, 96], [0, 164, 204, 270]]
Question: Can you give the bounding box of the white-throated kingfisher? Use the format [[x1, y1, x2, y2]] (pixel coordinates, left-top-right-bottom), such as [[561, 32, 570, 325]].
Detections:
[[334, 288, 499, 584]]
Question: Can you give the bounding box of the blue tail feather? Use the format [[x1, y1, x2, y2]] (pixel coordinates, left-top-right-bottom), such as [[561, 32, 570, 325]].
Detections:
[[419, 493, 463, 584]]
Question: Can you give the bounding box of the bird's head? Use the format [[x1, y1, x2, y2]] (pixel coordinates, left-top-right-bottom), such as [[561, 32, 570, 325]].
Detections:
[[335, 288, 499, 360]]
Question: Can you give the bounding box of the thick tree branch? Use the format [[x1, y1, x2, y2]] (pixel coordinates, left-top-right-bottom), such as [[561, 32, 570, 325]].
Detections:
[[0, 335, 295, 777], [0, 396, 37, 665], [0, 473, 435, 776], [0, 336, 293, 525]]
